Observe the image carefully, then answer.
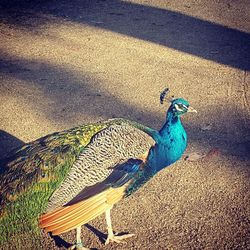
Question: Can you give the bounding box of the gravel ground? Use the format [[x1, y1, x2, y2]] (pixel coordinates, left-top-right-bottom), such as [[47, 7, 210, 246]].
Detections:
[[0, 0, 249, 249]]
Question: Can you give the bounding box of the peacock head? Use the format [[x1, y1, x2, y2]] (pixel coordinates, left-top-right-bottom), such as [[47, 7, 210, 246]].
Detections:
[[170, 98, 197, 116], [160, 88, 197, 117]]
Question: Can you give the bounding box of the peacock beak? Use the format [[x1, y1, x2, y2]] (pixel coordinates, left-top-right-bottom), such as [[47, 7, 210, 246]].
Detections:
[[187, 106, 197, 113]]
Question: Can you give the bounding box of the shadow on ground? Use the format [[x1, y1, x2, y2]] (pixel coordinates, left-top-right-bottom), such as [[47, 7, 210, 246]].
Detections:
[[0, 54, 249, 160], [0, 0, 249, 70], [0, 130, 25, 159]]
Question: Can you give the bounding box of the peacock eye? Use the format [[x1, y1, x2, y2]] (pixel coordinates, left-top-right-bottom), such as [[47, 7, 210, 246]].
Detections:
[[182, 104, 188, 109], [175, 103, 188, 112]]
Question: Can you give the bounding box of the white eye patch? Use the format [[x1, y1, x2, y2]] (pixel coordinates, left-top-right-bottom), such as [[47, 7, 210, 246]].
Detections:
[[174, 103, 188, 112]]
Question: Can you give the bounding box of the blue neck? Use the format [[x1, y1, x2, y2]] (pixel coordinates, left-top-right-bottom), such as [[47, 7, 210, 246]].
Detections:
[[148, 110, 187, 173], [159, 111, 178, 138], [125, 109, 187, 196]]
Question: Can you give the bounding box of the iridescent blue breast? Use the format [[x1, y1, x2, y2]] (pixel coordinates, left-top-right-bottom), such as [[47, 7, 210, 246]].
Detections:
[[148, 116, 187, 172]]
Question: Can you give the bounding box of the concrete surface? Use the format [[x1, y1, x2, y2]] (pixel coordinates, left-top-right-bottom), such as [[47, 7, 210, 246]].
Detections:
[[0, 0, 249, 249]]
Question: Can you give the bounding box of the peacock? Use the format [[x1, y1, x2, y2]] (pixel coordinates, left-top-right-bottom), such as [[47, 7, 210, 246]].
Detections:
[[0, 89, 196, 249]]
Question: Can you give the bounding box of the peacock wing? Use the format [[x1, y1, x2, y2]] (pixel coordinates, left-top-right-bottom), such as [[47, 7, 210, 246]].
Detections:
[[39, 123, 155, 235], [45, 123, 155, 212]]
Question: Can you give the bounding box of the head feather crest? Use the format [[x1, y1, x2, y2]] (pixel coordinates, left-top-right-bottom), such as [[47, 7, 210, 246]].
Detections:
[[160, 88, 174, 104]]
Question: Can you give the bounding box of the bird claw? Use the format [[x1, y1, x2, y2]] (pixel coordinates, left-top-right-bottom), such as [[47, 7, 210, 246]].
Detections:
[[105, 233, 135, 245]]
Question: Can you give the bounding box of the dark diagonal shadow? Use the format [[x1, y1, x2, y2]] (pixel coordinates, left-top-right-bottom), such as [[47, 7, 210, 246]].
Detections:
[[0, 130, 25, 160], [0, 53, 162, 128], [85, 224, 106, 244], [48, 233, 72, 249], [48, 231, 98, 250], [85, 223, 132, 246], [0, 54, 249, 160], [0, 0, 249, 70]]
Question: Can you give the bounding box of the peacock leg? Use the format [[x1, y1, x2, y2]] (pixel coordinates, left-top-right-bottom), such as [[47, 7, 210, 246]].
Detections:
[[68, 226, 89, 250], [105, 207, 135, 245]]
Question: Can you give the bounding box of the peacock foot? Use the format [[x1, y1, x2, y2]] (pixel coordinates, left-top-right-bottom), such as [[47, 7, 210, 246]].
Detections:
[[68, 242, 90, 250], [105, 232, 135, 245]]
